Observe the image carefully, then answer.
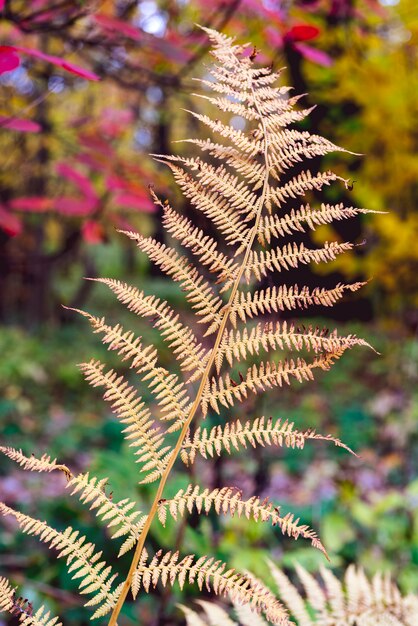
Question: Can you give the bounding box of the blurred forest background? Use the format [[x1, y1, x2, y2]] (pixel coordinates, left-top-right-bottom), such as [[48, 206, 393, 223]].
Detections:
[[0, 1, 417, 625]]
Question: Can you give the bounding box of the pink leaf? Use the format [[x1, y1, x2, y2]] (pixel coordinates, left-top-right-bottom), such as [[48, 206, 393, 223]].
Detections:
[[106, 175, 127, 192], [0, 206, 22, 236], [293, 43, 333, 67], [286, 24, 320, 42], [78, 133, 113, 154], [0, 1, 5, 11], [0, 47, 20, 74], [2, 45, 100, 81], [99, 107, 134, 137], [0, 116, 41, 132], [82, 220, 105, 244], [93, 14, 142, 41], [54, 196, 97, 216], [265, 27, 284, 48], [55, 162, 98, 202], [75, 152, 110, 173], [114, 192, 155, 213], [10, 197, 52, 212]]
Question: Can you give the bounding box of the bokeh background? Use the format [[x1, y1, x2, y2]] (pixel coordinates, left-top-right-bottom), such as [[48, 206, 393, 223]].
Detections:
[[0, 1, 417, 624]]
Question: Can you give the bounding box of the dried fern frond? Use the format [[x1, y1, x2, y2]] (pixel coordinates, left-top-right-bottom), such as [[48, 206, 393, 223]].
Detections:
[[0, 447, 72, 480], [79, 360, 172, 482], [258, 202, 382, 245], [216, 322, 373, 372], [132, 548, 288, 625], [67, 473, 147, 556], [121, 232, 224, 333], [0, 503, 121, 619], [228, 282, 366, 327], [201, 351, 344, 416], [161, 202, 240, 292], [272, 562, 418, 626], [156, 159, 251, 250], [88, 277, 209, 382], [71, 309, 193, 433], [180, 417, 354, 466], [0, 575, 63, 626], [1, 26, 380, 626], [245, 241, 354, 283], [157, 485, 327, 558], [0, 576, 15, 615], [183, 561, 418, 626]]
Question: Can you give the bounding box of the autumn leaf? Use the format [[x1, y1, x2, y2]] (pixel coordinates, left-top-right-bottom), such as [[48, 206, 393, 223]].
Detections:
[[0, 116, 41, 132]]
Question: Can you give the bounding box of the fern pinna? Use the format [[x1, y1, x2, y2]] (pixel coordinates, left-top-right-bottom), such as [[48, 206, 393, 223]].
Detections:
[[0, 28, 377, 626], [182, 561, 418, 626]]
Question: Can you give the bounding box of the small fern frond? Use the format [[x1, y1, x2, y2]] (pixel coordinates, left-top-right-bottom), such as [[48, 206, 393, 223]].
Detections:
[[185, 561, 418, 625], [70, 308, 158, 369], [268, 561, 313, 626], [180, 417, 354, 466], [268, 131, 351, 178], [67, 473, 147, 556], [245, 241, 354, 283], [293, 563, 329, 617], [319, 565, 345, 621], [0, 576, 14, 615], [197, 599, 239, 626], [157, 485, 327, 557], [162, 203, 239, 292], [79, 360, 171, 483], [88, 278, 208, 381], [0, 575, 63, 626], [258, 203, 381, 244], [156, 160, 251, 249], [0, 504, 120, 619], [201, 352, 344, 416], [182, 110, 260, 156], [268, 170, 344, 205], [74, 311, 192, 431], [229, 282, 366, 326], [0, 447, 72, 481], [121, 232, 224, 331], [233, 601, 269, 626], [217, 322, 373, 372], [131, 547, 288, 625], [180, 603, 210, 626], [169, 141, 265, 189]]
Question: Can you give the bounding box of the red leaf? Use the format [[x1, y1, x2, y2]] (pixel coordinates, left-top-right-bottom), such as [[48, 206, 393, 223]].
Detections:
[[293, 43, 333, 67], [0, 116, 41, 132], [54, 196, 97, 216], [0, 47, 20, 74], [0, 206, 22, 236], [114, 192, 156, 213], [2, 45, 100, 81], [10, 197, 52, 212], [82, 220, 105, 244], [286, 24, 320, 42], [55, 162, 98, 203]]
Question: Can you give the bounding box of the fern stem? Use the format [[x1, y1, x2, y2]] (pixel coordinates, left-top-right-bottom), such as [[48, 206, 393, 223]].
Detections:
[[107, 80, 270, 626]]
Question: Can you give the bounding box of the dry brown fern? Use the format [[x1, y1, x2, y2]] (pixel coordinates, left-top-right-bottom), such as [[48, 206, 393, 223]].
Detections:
[[0, 27, 378, 626], [182, 561, 418, 626], [0, 574, 63, 626]]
